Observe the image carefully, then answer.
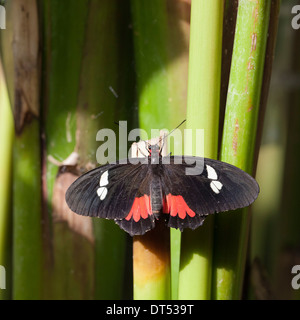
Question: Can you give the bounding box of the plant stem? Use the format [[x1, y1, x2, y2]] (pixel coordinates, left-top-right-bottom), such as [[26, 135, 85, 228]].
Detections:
[[212, 0, 271, 300], [41, 0, 94, 300], [41, 0, 133, 299], [133, 221, 170, 300], [178, 0, 224, 300], [0, 60, 14, 300], [13, 121, 43, 299], [78, 0, 134, 299], [1, 0, 43, 300], [131, 0, 189, 299]]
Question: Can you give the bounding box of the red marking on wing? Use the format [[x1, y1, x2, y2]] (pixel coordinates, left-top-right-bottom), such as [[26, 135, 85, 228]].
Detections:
[[163, 194, 196, 219], [125, 195, 152, 222]]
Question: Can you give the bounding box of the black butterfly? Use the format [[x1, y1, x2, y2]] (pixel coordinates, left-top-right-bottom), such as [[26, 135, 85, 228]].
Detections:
[[65, 143, 259, 236]]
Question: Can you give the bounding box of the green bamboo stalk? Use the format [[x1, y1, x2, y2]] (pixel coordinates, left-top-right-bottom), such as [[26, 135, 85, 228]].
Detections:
[[131, 0, 189, 299], [178, 0, 224, 300], [41, 0, 93, 300], [131, 0, 171, 300], [42, 0, 133, 299], [131, 0, 187, 135], [166, 0, 190, 300], [133, 221, 171, 300], [212, 0, 271, 300], [170, 228, 181, 300], [0, 60, 14, 300], [13, 121, 43, 299], [77, 0, 134, 299], [41, 0, 89, 209], [1, 0, 43, 300]]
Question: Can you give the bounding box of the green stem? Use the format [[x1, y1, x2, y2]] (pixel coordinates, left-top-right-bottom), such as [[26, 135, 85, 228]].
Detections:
[[41, 0, 133, 299], [212, 0, 271, 300], [0, 61, 14, 300], [1, 0, 43, 300], [41, 0, 93, 300], [131, 0, 170, 300], [42, 0, 88, 207], [13, 120, 43, 299], [178, 0, 224, 300], [77, 0, 133, 299], [131, 0, 189, 299]]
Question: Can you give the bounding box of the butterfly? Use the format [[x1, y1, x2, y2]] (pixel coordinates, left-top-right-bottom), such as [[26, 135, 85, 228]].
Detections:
[[65, 141, 259, 236]]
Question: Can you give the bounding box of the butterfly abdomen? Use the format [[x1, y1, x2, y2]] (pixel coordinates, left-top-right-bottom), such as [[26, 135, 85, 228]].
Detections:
[[150, 174, 163, 216]]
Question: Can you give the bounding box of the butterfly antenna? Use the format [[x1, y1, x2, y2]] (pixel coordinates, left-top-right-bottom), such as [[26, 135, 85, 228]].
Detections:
[[159, 119, 186, 148]]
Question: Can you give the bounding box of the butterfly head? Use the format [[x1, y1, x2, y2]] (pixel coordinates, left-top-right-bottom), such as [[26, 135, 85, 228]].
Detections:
[[147, 143, 161, 164], [147, 143, 160, 155]]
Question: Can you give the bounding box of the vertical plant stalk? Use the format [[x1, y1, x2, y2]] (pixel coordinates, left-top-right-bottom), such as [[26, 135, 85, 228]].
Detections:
[[178, 0, 224, 300], [13, 120, 42, 300], [131, 0, 189, 135], [77, 0, 129, 300], [133, 219, 171, 300], [41, 0, 94, 300], [166, 0, 191, 300], [42, 0, 134, 299], [0, 60, 14, 300], [131, 0, 189, 299], [132, 136, 170, 300], [212, 0, 271, 300], [1, 0, 42, 299]]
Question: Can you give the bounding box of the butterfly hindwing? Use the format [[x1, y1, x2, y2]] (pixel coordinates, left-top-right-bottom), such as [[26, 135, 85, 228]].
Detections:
[[161, 156, 259, 231], [114, 166, 157, 236], [115, 194, 156, 236]]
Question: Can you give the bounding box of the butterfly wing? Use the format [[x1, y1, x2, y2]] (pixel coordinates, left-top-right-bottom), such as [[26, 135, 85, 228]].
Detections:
[[161, 156, 259, 231], [66, 155, 259, 235], [65, 159, 156, 236]]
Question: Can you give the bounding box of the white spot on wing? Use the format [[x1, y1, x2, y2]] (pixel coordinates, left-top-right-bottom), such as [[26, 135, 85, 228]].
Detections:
[[213, 180, 223, 190], [210, 181, 223, 194], [210, 182, 220, 194], [206, 165, 218, 180], [100, 170, 109, 186], [97, 187, 108, 200]]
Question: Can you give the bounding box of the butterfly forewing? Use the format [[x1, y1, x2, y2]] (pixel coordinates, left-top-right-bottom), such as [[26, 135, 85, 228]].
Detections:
[[66, 160, 147, 219]]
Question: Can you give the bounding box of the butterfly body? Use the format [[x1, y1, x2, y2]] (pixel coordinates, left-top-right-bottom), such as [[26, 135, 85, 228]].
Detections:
[[65, 143, 259, 236]]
